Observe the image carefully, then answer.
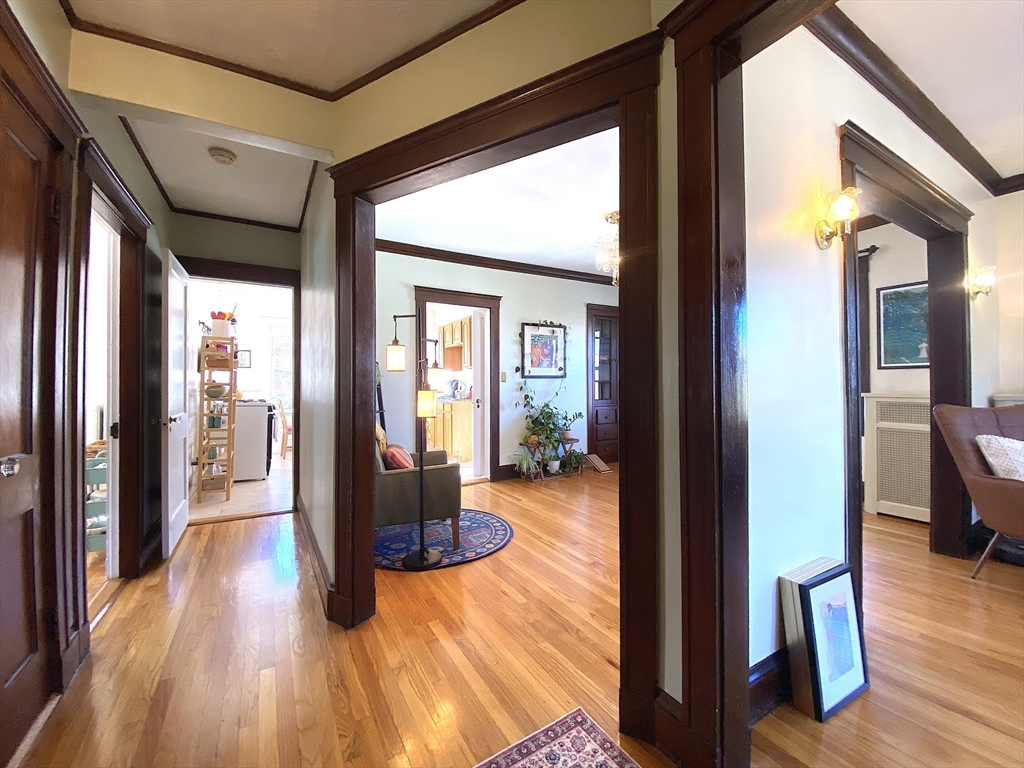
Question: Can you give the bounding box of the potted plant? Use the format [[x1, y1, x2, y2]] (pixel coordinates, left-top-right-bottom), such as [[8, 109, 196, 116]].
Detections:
[[556, 410, 584, 440], [546, 457, 562, 474], [564, 449, 586, 474], [512, 448, 539, 477]]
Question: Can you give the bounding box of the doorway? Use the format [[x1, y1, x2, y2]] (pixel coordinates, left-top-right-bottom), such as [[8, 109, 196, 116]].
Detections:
[[185, 277, 297, 523], [587, 304, 619, 464]]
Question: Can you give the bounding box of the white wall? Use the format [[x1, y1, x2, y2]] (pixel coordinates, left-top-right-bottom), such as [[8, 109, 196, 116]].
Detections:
[[298, 170, 336, 581], [376, 251, 618, 464], [744, 26, 1024, 666], [863, 223, 930, 395], [995, 192, 1024, 395]]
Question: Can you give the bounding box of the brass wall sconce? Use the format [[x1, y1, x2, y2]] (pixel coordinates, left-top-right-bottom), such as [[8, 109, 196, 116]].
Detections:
[[968, 266, 997, 298], [815, 187, 862, 249]]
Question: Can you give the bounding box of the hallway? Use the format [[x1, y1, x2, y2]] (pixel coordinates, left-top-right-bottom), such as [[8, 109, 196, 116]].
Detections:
[[24, 471, 671, 767]]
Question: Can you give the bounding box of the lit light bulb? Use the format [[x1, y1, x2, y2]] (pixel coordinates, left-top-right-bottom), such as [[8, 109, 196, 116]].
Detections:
[[830, 187, 861, 222], [385, 340, 406, 372]]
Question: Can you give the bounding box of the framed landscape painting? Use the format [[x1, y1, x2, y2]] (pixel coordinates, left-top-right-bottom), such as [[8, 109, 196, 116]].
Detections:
[[877, 281, 929, 369], [521, 323, 566, 378], [799, 564, 869, 721]]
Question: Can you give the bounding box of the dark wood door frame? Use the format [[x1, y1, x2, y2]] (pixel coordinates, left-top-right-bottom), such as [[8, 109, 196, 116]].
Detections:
[[174, 256, 302, 514], [839, 122, 973, 580], [413, 286, 500, 480], [328, 32, 662, 741], [659, 1, 837, 766], [586, 304, 619, 463], [76, 139, 156, 581]]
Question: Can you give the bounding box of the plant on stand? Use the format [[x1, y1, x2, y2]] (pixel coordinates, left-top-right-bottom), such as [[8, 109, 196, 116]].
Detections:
[[555, 410, 584, 440], [564, 449, 586, 475], [511, 447, 539, 478]]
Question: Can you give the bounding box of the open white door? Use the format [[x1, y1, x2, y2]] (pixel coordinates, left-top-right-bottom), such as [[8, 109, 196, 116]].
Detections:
[[162, 249, 190, 558], [472, 309, 488, 478]]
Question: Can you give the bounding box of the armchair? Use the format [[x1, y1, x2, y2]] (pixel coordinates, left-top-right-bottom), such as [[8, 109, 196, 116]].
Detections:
[[375, 448, 461, 549], [933, 404, 1024, 578]]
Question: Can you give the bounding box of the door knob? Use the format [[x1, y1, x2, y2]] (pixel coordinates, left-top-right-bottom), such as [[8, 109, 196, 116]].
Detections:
[[475, 398, 481, 408], [1, 457, 20, 478]]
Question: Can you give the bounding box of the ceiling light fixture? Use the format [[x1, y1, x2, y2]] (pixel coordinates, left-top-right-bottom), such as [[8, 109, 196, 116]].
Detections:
[[595, 210, 620, 286], [208, 146, 237, 166]]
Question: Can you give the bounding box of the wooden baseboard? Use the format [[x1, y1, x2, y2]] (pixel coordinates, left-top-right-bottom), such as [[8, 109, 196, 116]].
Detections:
[[618, 688, 655, 744], [653, 690, 716, 768], [749, 647, 791, 725], [490, 463, 519, 482], [295, 494, 331, 615]]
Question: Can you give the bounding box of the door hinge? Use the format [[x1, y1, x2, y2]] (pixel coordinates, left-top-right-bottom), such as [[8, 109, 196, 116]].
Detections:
[[110, 422, 119, 439]]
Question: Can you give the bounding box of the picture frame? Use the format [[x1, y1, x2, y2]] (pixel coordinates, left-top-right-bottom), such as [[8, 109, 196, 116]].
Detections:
[[236, 350, 252, 369], [877, 281, 929, 369], [521, 323, 566, 379], [799, 564, 869, 721]]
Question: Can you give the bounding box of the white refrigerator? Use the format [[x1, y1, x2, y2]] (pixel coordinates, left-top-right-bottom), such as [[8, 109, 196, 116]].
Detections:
[[234, 401, 273, 481]]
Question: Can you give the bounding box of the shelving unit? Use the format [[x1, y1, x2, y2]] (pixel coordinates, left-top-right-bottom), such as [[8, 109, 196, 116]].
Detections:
[[197, 336, 237, 502], [518, 437, 582, 483]]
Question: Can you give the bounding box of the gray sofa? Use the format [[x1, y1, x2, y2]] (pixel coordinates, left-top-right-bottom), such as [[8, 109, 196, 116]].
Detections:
[[375, 448, 461, 549]]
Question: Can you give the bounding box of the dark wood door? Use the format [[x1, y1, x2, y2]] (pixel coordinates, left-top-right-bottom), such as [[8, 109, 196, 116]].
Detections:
[[0, 77, 58, 767], [587, 305, 619, 463]]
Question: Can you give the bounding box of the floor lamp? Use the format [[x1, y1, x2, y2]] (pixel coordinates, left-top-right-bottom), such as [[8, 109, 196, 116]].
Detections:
[[385, 307, 444, 571]]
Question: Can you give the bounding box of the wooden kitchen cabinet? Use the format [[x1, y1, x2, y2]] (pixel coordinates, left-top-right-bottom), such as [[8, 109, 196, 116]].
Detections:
[[438, 316, 474, 370], [425, 400, 472, 464]]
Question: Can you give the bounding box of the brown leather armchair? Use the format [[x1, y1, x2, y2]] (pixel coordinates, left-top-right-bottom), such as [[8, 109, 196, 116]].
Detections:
[[933, 404, 1024, 578], [374, 448, 461, 549]]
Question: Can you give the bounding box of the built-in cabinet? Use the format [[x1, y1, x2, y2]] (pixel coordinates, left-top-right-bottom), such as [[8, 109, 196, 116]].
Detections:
[[439, 316, 472, 370], [425, 399, 473, 463]]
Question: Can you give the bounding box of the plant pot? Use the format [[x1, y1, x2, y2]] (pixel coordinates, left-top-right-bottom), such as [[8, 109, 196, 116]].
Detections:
[[527, 435, 539, 447], [561, 430, 572, 440], [546, 459, 561, 474], [211, 319, 233, 337]]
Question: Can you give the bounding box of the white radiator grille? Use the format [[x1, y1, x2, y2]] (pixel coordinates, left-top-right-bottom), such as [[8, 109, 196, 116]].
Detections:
[[877, 427, 930, 509], [878, 400, 930, 425]]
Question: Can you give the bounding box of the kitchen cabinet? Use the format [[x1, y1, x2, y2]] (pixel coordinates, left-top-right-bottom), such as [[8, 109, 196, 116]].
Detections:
[[425, 399, 473, 464], [438, 316, 473, 370]]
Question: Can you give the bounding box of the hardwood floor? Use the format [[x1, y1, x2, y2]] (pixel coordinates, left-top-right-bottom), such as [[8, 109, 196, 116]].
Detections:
[[752, 514, 1024, 768], [189, 455, 293, 523], [25, 467, 673, 768]]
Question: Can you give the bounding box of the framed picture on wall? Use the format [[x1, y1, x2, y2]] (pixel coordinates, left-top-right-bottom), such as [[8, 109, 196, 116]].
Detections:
[[799, 564, 869, 721], [877, 281, 929, 369], [236, 350, 252, 368], [521, 323, 566, 378]]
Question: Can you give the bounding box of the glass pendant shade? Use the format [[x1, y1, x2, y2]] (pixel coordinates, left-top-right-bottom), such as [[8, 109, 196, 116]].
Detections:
[[385, 340, 406, 372], [426, 363, 444, 390], [416, 388, 436, 418]]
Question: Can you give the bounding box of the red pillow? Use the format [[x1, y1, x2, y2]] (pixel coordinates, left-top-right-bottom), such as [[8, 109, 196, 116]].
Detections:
[[383, 444, 414, 470]]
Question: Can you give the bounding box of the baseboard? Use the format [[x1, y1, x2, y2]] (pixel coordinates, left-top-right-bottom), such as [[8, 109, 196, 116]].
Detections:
[[749, 646, 791, 725], [618, 688, 655, 744], [491, 463, 518, 482], [294, 494, 331, 615], [59, 626, 90, 690], [653, 690, 716, 768]]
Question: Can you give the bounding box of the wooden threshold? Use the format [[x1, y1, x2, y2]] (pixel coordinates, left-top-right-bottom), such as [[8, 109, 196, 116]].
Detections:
[[88, 578, 126, 631], [188, 507, 293, 527]]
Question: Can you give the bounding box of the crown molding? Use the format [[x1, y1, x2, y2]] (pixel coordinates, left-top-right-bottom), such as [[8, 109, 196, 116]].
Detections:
[[60, 0, 525, 103], [119, 116, 312, 233], [805, 6, 1020, 198]]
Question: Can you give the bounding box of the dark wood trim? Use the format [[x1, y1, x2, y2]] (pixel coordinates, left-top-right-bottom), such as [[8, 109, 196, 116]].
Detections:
[[59, 0, 526, 103], [857, 213, 888, 231], [806, 7, 1020, 198], [654, 690, 713, 767], [377, 239, 614, 285], [298, 162, 319, 230], [490, 463, 519, 482], [118, 116, 304, 232], [82, 138, 153, 238], [661, 2, 840, 766], [413, 286, 501, 482], [1, 1, 85, 149], [856, 246, 871, 398], [331, 33, 662, 746], [295, 494, 330, 614], [748, 648, 790, 726], [174, 255, 300, 288], [840, 124, 973, 581]]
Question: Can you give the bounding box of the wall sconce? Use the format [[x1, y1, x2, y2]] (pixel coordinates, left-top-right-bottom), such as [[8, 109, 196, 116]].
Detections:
[[815, 187, 862, 249], [968, 266, 997, 298]]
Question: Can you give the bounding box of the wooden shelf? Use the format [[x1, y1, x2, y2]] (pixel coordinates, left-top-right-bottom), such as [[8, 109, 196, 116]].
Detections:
[[197, 336, 237, 503]]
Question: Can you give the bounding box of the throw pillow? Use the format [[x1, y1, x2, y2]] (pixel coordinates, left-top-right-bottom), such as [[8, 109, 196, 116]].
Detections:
[[976, 434, 1024, 481], [383, 444, 414, 470], [375, 422, 387, 455]]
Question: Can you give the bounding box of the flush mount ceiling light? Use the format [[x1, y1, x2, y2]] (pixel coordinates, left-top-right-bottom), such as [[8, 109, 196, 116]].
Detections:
[[595, 210, 620, 286], [208, 146, 237, 166]]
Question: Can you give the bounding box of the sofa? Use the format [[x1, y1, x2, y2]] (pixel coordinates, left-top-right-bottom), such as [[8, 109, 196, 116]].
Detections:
[[374, 447, 461, 549]]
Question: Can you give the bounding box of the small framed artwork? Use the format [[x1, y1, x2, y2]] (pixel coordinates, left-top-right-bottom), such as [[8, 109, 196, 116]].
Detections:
[[877, 281, 929, 369], [800, 564, 869, 721], [521, 323, 566, 379], [236, 350, 252, 369]]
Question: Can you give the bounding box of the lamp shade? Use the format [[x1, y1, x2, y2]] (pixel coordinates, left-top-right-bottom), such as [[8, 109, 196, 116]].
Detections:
[[416, 389, 436, 418], [385, 342, 406, 372], [426, 364, 444, 391]]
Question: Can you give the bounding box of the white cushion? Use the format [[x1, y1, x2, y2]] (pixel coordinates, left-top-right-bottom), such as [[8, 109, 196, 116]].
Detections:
[[976, 435, 1024, 481]]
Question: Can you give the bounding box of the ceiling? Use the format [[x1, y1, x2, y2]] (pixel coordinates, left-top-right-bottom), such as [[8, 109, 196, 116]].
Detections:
[[376, 128, 619, 276], [69, 0, 498, 94], [837, 0, 1024, 177], [125, 117, 315, 228]]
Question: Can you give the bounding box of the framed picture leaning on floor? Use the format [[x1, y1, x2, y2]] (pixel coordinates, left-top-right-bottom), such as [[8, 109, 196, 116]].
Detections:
[[800, 563, 869, 721]]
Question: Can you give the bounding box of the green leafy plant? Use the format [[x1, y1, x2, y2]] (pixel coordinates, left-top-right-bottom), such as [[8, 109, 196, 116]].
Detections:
[[564, 449, 586, 473], [525, 402, 562, 453], [555, 410, 584, 434], [511, 448, 539, 476]]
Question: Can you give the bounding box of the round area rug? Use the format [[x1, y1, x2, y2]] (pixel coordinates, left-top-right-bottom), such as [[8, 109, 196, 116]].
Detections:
[[374, 509, 513, 570]]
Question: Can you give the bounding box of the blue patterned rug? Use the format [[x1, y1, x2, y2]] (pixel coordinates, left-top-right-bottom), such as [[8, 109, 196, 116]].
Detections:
[[374, 509, 513, 570]]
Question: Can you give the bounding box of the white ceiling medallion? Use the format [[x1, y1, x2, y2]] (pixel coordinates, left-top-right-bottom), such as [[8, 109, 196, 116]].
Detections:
[[208, 146, 237, 166]]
